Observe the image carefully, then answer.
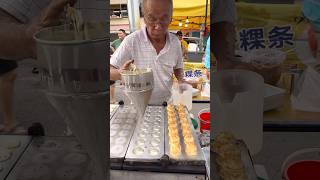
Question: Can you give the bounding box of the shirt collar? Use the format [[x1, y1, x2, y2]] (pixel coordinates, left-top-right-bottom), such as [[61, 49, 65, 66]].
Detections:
[[141, 26, 171, 44]]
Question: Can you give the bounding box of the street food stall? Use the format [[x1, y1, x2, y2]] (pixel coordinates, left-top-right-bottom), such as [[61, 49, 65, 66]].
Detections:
[[108, 1, 212, 177], [170, 0, 210, 63], [234, 2, 320, 127], [211, 2, 320, 179], [109, 1, 213, 179]]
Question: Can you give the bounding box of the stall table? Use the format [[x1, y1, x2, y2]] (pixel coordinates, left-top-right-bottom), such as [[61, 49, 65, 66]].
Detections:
[[264, 93, 320, 121]]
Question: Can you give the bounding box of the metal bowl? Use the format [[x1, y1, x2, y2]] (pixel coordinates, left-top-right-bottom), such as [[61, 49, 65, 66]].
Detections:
[[120, 68, 154, 91], [34, 22, 108, 94]]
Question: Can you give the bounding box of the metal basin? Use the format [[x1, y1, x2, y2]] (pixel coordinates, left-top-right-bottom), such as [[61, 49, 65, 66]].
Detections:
[[120, 68, 154, 91], [34, 22, 108, 94]]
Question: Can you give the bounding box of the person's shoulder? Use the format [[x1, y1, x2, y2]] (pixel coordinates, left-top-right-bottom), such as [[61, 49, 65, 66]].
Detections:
[[169, 32, 179, 41], [182, 40, 188, 45], [121, 30, 141, 43], [111, 39, 119, 44], [169, 33, 180, 45]]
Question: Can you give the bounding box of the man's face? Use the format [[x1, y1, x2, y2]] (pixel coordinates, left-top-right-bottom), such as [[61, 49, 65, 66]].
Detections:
[[178, 34, 183, 41], [118, 31, 126, 40], [144, 0, 172, 40]]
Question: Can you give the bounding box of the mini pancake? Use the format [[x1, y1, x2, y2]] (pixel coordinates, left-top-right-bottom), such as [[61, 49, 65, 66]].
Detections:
[[185, 143, 197, 156]]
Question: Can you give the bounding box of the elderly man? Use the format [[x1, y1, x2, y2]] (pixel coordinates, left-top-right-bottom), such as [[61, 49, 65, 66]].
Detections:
[[110, 0, 185, 105], [0, 0, 75, 133]]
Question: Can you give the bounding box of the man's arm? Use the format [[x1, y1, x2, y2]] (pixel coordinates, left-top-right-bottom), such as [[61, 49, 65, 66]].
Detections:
[[110, 65, 122, 81], [173, 37, 186, 83], [110, 60, 134, 81], [0, 9, 35, 60], [212, 21, 236, 70], [0, 0, 76, 60], [174, 68, 185, 83], [110, 34, 133, 80], [110, 46, 116, 53], [212, 0, 237, 70]]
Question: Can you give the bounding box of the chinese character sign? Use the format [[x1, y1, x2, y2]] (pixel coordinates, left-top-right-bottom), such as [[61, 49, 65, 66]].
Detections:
[[194, 70, 202, 77], [240, 27, 266, 51], [268, 26, 294, 48], [184, 70, 202, 78], [239, 25, 294, 51], [185, 70, 193, 77]]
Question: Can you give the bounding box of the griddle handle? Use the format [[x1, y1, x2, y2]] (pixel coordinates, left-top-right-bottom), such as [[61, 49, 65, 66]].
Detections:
[[28, 122, 45, 136], [162, 101, 167, 107], [160, 154, 170, 167], [118, 100, 124, 106]]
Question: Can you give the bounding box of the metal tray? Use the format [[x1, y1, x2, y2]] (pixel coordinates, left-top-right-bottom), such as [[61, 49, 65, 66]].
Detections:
[[164, 105, 205, 173], [110, 106, 138, 168], [124, 106, 165, 170], [201, 146, 210, 179], [110, 104, 119, 119], [0, 135, 31, 180], [211, 140, 257, 180], [6, 136, 92, 180]]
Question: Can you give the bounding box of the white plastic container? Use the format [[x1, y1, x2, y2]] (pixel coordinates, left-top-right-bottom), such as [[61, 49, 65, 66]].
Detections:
[[291, 63, 320, 112], [171, 83, 193, 110], [212, 70, 264, 155]]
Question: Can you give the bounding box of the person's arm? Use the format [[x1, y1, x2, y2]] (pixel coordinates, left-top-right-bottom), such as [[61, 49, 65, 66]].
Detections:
[[174, 39, 186, 83], [0, 0, 76, 60], [110, 35, 133, 80], [110, 60, 134, 81], [213, 22, 236, 70], [110, 45, 116, 53], [174, 68, 185, 83], [212, 0, 237, 70], [0, 9, 36, 60], [110, 65, 121, 81]]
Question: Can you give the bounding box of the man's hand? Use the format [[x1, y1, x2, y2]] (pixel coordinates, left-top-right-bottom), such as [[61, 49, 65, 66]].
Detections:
[[110, 60, 134, 81], [26, 0, 77, 57], [120, 60, 134, 71], [36, 0, 76, 28], [174, 68, 185, 83]]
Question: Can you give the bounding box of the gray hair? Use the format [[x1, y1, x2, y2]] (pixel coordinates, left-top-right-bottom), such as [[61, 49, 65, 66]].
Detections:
[[141, 0, 173, 16]]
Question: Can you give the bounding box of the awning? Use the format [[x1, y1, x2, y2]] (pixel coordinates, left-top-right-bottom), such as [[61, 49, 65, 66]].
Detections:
[[170, 0, 210, 31], [173, 0, 210, 17]]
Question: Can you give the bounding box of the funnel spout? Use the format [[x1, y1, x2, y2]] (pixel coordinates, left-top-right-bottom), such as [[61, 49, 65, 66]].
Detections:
[[121, 68, 154, 118], [34, 22, 109, 179], [46, 92, 108, 179], [125, 89, 152, 118]]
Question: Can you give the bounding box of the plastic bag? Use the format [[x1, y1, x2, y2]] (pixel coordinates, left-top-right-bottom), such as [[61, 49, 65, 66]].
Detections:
[[291, 64, 320, 112]]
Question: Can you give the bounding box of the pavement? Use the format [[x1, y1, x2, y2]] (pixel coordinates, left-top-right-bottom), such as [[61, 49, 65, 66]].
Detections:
[[0, 59, 67, 136]]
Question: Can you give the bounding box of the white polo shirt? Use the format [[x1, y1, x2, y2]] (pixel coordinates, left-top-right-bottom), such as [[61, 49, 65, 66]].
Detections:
[[0, 0, 50, 23], [110, 27, 184, 105]]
